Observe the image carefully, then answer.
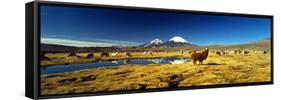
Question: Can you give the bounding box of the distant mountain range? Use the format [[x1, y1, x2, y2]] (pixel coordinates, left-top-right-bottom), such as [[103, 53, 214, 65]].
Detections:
[[229, 38, 271, 50], [41, 37, 271, 53], [199, 38, 271, 51], [140, 36, 193, 48]]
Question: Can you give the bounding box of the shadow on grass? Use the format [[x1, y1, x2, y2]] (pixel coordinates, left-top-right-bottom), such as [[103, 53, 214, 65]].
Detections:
[[205, 63, 226, 65]]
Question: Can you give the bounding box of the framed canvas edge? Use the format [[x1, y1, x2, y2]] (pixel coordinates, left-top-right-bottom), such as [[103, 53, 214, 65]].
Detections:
[[28, 1, 274, 99]]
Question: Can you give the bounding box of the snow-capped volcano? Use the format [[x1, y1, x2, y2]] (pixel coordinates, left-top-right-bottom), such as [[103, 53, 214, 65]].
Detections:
[[162, 36, 193, 48], [140, 38, 164, 48], [169, 36, 192, 44], [150, 38, 163, 44], [140, 36, 194, 48]]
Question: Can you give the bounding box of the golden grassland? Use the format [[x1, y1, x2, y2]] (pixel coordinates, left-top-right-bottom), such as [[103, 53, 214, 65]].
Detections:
[[40, 52, 271, 96]]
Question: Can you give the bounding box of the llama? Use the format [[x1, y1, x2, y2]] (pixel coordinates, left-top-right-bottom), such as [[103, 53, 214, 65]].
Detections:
[[244, 51, 249, 55], [86, 54, 94, 59], [101, 52, 109, 57], [216, 51, 222, 56], [147, 51, 153, 55], [191, 48, 209, 65], [143, 51, 148, 55], [229, 50, 235, 54], [180, 49, 184, 54], [41, 52, 51, 61], [222, 51, 228, 56], [187, 51, 193, 54], [238, 50, 242, 54], [234, 50, 242, 54], [143, 51, 153, 55], [68, 52, 81, 58], [124, 52, 132, 57]]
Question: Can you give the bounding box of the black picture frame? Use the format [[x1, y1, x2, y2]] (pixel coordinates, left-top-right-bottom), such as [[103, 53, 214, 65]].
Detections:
[[26, 1, 274, 99]]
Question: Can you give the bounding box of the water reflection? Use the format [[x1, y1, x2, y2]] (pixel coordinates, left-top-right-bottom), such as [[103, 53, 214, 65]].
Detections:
[[41, 58, 191, 74]]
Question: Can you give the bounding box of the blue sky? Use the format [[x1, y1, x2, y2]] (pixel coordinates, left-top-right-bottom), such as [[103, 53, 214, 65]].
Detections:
[[40, 5, 271, 47]]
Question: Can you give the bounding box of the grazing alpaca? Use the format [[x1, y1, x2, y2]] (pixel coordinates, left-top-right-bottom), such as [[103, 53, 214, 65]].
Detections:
[[187, 51, 193, 54], [111, 52, 118, 57], [238, 50, 242, 54], [101, 52, 109, 57], [191, 48, 209, 65], [148, 51, 153, 55], [143, 51, 153, 55], [235, 50, 242, 54], [222, 51, 228, 56], [124, 52, 132, 57], [244, 51, 249, 55], [86, 54, 94, 59], [180, 49, 184, 54], [216, 51, 222, 56], [68, 52, 76, 57], [41, 56, 51, 61], [68, 52, 81, 58], [143, 51, 148, 55], [41, 52, 51, 61]]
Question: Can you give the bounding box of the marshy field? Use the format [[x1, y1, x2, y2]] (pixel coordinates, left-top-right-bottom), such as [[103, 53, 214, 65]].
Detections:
[[40, 50, 271, 96], [39, 5, 272, 96]]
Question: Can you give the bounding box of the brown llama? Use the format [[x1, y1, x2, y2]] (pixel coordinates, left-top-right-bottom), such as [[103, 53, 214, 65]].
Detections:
[[41, 56, 51, 61], [244, 51, 249, 55], [124, 52, 132, 57], [216, 51, 222, 56], [40, 52, 51, 61], [68, 52, 81, 58], [86, 54, 94, 59], [101, 52, 109, 57], [191, 48, 209, 65]]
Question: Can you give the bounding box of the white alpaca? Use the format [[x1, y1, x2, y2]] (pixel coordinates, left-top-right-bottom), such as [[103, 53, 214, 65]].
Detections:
[[148, 51, 153, 55], [143, 51, 153, 55], [143, 51, 148, 55], [111, 52, 118, 57]]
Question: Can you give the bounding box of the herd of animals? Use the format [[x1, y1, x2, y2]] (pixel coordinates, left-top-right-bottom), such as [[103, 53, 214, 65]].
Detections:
[[191, 48, 270, 65], [40, 52, 135, 61], [212, 50, 269, 56], [40, 48, 270, 66]]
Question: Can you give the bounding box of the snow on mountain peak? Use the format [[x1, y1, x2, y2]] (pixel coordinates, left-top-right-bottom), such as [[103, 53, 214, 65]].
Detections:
[[150, 38, 163, 44], [169, 36, 188, 43]]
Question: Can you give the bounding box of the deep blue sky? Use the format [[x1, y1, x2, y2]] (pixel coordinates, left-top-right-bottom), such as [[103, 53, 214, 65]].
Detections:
[[40, 5, 271, 47]]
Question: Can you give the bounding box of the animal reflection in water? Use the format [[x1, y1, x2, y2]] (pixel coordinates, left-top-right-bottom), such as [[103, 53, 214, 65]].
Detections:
[[148, 59, 163, 64], [169, 59, 189, 64], [41, 58, 191, 74], [111, 60, 131, 64], [110, 58, 189, 65], [111, 61, 118, 64]]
